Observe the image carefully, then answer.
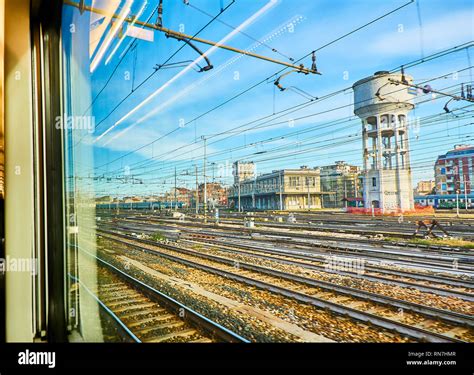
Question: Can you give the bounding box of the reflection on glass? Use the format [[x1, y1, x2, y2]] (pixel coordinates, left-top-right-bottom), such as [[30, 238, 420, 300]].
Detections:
[[61, 0, 474, 343]]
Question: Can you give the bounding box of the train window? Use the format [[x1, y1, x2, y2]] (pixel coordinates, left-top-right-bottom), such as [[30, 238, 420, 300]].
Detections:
[[53, 0, 474, 347]]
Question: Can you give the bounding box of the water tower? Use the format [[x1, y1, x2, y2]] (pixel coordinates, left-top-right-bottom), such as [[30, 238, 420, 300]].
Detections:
[[353, 71, 415, 212]]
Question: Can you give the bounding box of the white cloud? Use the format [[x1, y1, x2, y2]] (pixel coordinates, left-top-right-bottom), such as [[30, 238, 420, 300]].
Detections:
[[369, 9, 473, 56]]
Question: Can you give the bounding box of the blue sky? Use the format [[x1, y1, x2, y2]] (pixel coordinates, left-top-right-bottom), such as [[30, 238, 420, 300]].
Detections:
[[64, 0, 474, 197]]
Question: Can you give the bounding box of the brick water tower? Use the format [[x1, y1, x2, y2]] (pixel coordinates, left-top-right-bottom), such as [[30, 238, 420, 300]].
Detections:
[[353, 71, 415, 212]]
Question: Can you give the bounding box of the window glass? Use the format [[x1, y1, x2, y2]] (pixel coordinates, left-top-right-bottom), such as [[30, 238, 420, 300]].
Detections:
[[59, 0, 474, 344]]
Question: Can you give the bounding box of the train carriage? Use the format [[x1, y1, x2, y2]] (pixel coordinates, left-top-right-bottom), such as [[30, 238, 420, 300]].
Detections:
[[415, 194, 474, 210]]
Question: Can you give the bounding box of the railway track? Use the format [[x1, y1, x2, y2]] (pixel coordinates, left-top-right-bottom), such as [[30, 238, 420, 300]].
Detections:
[[100, 208, 474, 226], [98, 221, 474, 298], [97, 225, 474, 301], [97, 229, 474, 343], [103, 218, 474, 275], [125, 216, 474, 257], [218, 210, 474, 224], [179, 237, 474, 300], [118, 212, 474, 241], [217, 211, 474, 236], [263, 236, 474, 273], [74, 250, 249, 343], [217, 218, 474, 239]]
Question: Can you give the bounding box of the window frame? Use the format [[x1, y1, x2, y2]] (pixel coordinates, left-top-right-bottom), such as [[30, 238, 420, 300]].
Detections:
[[31, 0, 68, 342]]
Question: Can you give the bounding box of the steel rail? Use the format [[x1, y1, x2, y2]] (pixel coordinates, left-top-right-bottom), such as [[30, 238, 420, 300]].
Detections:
[[68, 273, 142, 343], [204, 217, 474, 244], [135, 216, 474, 255], [80, 247, 250, 343], [99, 219, 474, 288], [118, 217, 474, 272], [98, 229, 474, 327], [124, 211, 474, 251], [177, 237, 474, 301]]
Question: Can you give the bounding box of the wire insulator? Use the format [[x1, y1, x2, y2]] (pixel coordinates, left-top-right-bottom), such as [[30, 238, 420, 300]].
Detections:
[[157, 0, 164, 27], [401, 65, 408, 84], [311, 52, 318, 73]]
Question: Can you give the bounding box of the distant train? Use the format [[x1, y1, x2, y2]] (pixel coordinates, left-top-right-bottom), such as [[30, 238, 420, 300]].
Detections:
[[96, 201, 186, 210], [415, 194, 474, 209]]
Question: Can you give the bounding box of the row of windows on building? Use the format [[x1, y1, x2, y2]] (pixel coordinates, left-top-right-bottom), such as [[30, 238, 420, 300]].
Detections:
[[235, 176, 319, 194]]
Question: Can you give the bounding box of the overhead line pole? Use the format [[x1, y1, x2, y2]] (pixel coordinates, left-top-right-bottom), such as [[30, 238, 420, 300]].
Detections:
[[202, 136, 207, 223], [464, 177, 468, 213], [238, 180, 241, 212], [279, 171, 283, 210], [195, 165, 199, 215], [174, 166, 177, 211], [307, 177, 310, 211]]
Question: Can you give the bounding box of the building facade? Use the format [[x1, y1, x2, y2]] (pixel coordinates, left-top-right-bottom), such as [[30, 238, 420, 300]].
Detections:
[[233, 161, 256, 184], [435, 144, 474, 195], [165, 187, 193, 207], [228, 167, 322, 210], [414, 180, 435, 196], [320, 161, 361, 208], [198, 182, 227, 208]]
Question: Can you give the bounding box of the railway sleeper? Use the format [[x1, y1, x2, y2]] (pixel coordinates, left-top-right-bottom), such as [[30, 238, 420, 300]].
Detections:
[[119, 308, 167, 320], [106, 297, 149, 308], [126, 314, 176, 328], [144, 329, 198, 343], [134, 320, 186, 335], [113, 302, 157, 314], [101, 293, 143, 303]]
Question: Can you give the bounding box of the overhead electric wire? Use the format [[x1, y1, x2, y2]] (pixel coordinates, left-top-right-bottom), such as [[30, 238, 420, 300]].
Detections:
[[72, 4, 474, 199], [108, 124, 474, 192], [70, 0, 236, 149], [84, 4, 159, 115], [187, 1, 296, 62], [96, 85, 467, 185], [98, 66, 473, 178], [131, 104, 474, 181], [89, 0, 417, 168], [90, 101, 474, 188], [138, 123, 473, 188], [87, 122, 474, 197], [93, 44, 474, 177], [88, 132, 474, 196], [91, 0, 236, 132]]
